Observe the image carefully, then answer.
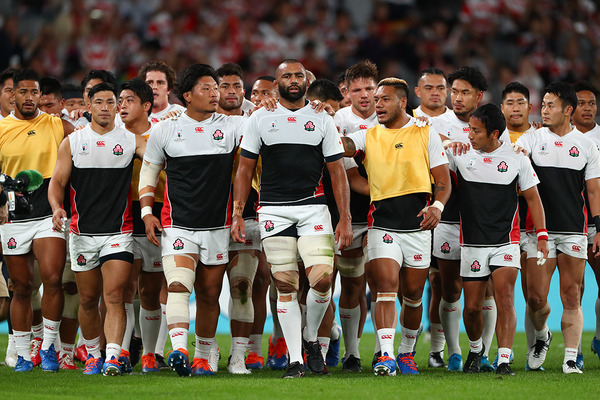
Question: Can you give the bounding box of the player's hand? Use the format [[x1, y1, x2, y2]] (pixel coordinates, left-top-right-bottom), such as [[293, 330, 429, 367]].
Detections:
[[593, 233, 600, 258], [143, 214, 163, 247], [231, 215, 246, 243], [532, 121, 543, 129], [415, 116, 430, 127], [448, 141, 470, 156], [52, 209, 68, 233], [417, 206, 441, 230], [161, 110, 182, 121], [335, 217, 353, 251], [310, 100, 335, 117], [511, 143, 528, 156], [0, 203, 9, 225], [536, 239, 549, 264], [70, 108, 87, 120], [255, 97, 278, 112]]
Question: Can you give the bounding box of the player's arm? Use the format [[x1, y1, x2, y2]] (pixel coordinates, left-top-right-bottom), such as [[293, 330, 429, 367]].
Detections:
[[418, 164, 451, 230], [232, 154, 258, 243], [327, 158, 353, 251], [48, 137, 73, 232], [347, 166, 369, 196], [139, 160, 163, 247], [61, 118, 75, 138], [522, 185, 549, 261], [134, 134, 147, 160], [586, 177, 600, 257]]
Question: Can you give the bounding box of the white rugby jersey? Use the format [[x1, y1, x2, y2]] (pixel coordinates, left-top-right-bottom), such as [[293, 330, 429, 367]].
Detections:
[[69, 125, 136, 235], [448, 142, 539, 246], [334, 107, 377, 136], [516, 127, 600, 234], [240, 102, 343, 206], [144, 112, 244, 230], [581, 124, 600, 226], [412, 105, 452, 119], [149, 103, 185, 125]]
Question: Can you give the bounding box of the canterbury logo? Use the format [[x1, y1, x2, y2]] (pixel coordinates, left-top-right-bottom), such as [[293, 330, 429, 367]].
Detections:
[[405, 335, 416, 339], [44, 324, 55, 331], [443, 307, 458, 312], [482, 306, 493, 310], [172, 332, 185, 337], [145, 316, 161, 321], [277, 308, 287, 314], [198, 341, 211, 346], [381, 334, 393, 339], [500, 354, 510, 359], [315, 299, 329, 304], [340, 314, 351, 319]]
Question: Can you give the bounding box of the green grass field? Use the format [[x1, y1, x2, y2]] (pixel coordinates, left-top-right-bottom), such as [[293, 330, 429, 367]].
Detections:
[[1, 332, 599, 399]]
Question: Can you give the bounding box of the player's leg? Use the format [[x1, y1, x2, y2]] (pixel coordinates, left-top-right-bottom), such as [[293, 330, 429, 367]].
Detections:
[[118, 257, 141, 372], [491, 266, 518, 375], [462, 278, 487, 373], [480, 279, 497, 371], [138, 268, 163, 373], [59, 264, 80, 370], [589, 241, 600, 359], [75, 265, 103, 374], [246, 250, 269, 370], [154, 278, 169, 368], [428, 260, 446, 368]]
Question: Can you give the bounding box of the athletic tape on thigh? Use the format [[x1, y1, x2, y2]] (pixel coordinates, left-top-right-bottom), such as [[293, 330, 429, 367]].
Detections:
[[62, 292, 80, 319], [229, 252, 258, 323], [336, 254, 365, 278], [162, 254, 196, 292], [297, 235, 335, 269], [376, 292, 397, 302], [262, 236, 299, 274], [402, 296, 422, 308], [166, 291, 190, 326]]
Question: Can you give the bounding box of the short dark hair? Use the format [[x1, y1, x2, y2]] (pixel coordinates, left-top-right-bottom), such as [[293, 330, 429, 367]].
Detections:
[[175, 64, 218, 105], [418, 68, 446, 82], [336, 71, 346, 87], [256, 75, 275, 83], [120, 78, 154, 116], [13, 68, 40, 87], [545, 81, 578, 115], [471, 104, 506, 137], [81, 69, 117, 90], [62, 83, 83, 100], [448, 66, 488, 92], [88, 82, 117, 101], [40, 77, 62, 98], [0, 67, 18, 88], [216, 63, 244, 81], [345, 60, 378, 88], [377, 77, 409, 101], [502, 81, 530, 102], [275, 59, 305, 77], [138, 60, 177, 90], [307, 79, 344, 102], [573, 81, 600, 99]]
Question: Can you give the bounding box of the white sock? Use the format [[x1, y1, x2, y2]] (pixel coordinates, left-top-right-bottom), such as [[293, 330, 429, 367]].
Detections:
[[469, 337, 483, 353], [398, 326, 419, 355], [140, 307, 161, 355], [76, 332, 84, 347], [371, 301, 380, 353], [14, 330, 31, 360], [230, 336, 247, 360], [84, 336, 101, 358], [106, 343, 121, 361], [377, 328, 395, 357], [596, 298, 600, 338], [133, 298, 141, 337], [7, 333, 16, 353], [155, 303, 168, 356], [498, 347, 511, 365], [304, 288, 331, 342], [525, 306, 535, 353], [41, 318, 60, 351], [564, 347, 578, 363], [248, 334, 263, 356], [318, 336, 330, 360], [481, 298, 496, 358], [534, 325, 549, 341], [277, 293, 303, 364], [169, 328, 188, 352], [430, 323, 445, 353], [340, 305, 361, 358], [61, 342, 74, 356], [330, 319, 341, 340], [440, 299, 462, 355], [121, 302, 134, 352], [31, 323, 43, 339]]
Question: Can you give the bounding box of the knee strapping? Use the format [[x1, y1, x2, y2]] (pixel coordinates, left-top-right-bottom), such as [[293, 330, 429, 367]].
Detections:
[[263, 237, 298, 273], [229, 253, 258, 323], [376, 292, 397, 302], [297, 235, 335, 269], [273, 270, 300, 291], [163, 255, 196, 292], [166, 291, 191, 326], [402, 296, 422, 308], [307, 264, 333, 288], [336, 254, 365, 278], [62, 292, 80, 319]]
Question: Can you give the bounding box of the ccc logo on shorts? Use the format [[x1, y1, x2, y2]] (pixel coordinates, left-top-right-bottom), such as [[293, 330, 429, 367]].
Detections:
[[572, 245, 581, 252], [314, 225, 323, 232], [504, 254, 513, 262]]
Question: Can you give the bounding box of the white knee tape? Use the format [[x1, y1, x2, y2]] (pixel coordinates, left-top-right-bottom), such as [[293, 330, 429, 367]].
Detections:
[[230, 297, 254, 323], [263, 236, 299, 274], [376, 292, 397, 302], [336, 254, 365, 278], [163, 255, 196, 292], [297, 235, 335, 268], [166, 291, 190, 326], [229, 253, 258, 323], [31, 288, 42, 311], [402, 296, 422, 308], [62, 292, 80, 319], [230, 252, 259, 281]]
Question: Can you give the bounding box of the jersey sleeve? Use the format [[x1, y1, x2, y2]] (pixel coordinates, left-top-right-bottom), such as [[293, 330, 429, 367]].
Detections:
[[428, 127, 449, 169], [518, 154, 540, 191], [232, 116, 247, 147], [347, 129, 367, 153], [143, 120, 169, 165], [515, 130, 533, 154], [343, 157, 358, 170], [240, 114, 261, 159], [585, 140, 600, 181], [322, 115, 344, 162]]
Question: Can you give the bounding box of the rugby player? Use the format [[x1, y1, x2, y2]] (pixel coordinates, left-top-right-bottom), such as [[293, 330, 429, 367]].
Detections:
[[138, 60, 185, 123]]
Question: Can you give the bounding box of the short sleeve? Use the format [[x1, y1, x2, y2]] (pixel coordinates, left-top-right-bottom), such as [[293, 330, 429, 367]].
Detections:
[[515, 131, 533, 154], [428, 127, 449, 169], [343, 157, 358, 170], [322, 115, 344, 161], [240, 114, 262, 158], [143, 120, 169, 165], [585, 141, 600, 181], [347, 129, 367, 153], [518, 154, 540, 191]]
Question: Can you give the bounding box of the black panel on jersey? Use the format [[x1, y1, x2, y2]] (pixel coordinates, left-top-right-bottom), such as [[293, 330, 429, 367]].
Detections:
[[132, 201, 163, 236], [533, 163, 586, 234], [71, 163, 133, 235], [322, 166, 339, 227], [440, 172, 460, 223], [242, 187, 259, 219], [457, 172, 519, 246], [370, 193, 428, 232], [13, 178, 53, 221], [164, 151, 235, 230], [258, 142, 327, 206]]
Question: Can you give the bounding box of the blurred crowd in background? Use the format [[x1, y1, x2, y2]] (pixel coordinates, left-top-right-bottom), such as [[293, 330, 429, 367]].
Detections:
[[1, 0, 599, 115]]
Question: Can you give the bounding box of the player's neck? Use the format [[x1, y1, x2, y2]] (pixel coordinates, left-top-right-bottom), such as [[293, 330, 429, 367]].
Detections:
[[185, 108, 214, 122], [0, 109, 9, 118], [506, 121, 531, 133], [279, 96, 305, 110], [420, 105, 446, 117], [152, 100, 168, 114], [480, 140, 501, 153], [549, 121, 573, 137], [217, 106, 242, 116], [14, 108, 38, 121], [91, 120, 115, 135], [125, 118, 151, 135], [454, 111, 471, 123], [351, 106, 374, 120], [575, 121, 596, 133], [384, 113, 410, 130]]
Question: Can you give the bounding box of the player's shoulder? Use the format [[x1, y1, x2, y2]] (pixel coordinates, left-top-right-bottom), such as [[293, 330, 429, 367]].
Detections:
[[167, 103, 186, 113]]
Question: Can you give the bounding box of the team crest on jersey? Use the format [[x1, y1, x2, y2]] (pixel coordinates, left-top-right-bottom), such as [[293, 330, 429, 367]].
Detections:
[[497, 161, 508, 172], [382, 233, 393, 244], [76, 254, 86, 266], [173, 238, 184, 250], [304, 121, 315, 131], [213, 129, 224, 140], [174, 131, 185, 142], [7, 237, 16, 250], [440, 242, 450, 253], [569, 146, 580, 157], [470, 260, 481, 272], [264, 220, 275, 232], [113, 144, 124, 155]]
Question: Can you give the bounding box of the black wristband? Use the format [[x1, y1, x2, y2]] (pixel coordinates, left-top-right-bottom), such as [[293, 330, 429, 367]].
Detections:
[[0, 190, 6, 207], [593, 215, 600, 233]]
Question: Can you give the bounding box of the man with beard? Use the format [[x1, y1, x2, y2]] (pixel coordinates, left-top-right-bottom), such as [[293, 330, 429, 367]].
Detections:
[[232, 59, 353, 378], [216, 63, 254, 116], [0, 68, 74, 372]]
